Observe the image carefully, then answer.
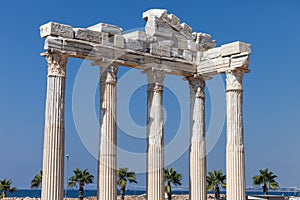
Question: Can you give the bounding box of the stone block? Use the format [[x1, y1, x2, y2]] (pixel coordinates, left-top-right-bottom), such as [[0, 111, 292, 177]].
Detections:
[[40, 22, 74, 38], [171, 47, 179, 57], [114, 34, 124, 48], [158, 39, 173, 47], [161, 14, 181, 31], [202, 47, 221, 59], [167, 14, 181, 31], [183, 50, 192, 61], [230, 52, 250, 68], [221, 41, 251, 57], [145, 16, 173, 38], [142, 9, 167, 20], [181, 23, 192, 33], [187, 40, 196, 51], [180, 23, 192, 39], [123, 31, 147, 42], [195, 51, 203, 62], [88, 23, 123, 35], [192, 32, 197, 41], [74, 28, 108, 44], [177, 38, 188, 50], [196, 32, 216, 50], [197, 57, 230, 70], [125, 38, 145, 51], [150, 43, 171, 57], [44, 36, 62, 50], [101, 32, 109, 45]]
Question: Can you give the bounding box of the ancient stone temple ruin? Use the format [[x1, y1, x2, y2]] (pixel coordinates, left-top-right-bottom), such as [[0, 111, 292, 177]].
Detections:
[[39, 9, 251, 200]]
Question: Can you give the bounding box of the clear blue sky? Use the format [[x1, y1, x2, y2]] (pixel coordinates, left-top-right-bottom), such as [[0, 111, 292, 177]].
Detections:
[[0, 0, 300, 190]]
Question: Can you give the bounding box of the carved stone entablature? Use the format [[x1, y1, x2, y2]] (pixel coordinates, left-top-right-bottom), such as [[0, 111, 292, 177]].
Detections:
[[197, 41, 251, 76], [45, 53, 68, 77], [40, 9, 251, 78], [142, 9, 216, 60]]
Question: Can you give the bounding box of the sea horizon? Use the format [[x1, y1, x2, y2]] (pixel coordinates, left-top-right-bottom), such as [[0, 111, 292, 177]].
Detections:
[[4, 189, 299, 198]]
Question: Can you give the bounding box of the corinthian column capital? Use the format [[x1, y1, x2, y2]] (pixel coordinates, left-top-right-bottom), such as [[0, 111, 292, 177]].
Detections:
[[147, 70, 165, 93], [100, 64, 118, 84], [226, 70, 245, 91], [46, 53, 68, 77], [187, 76, 206, 98]]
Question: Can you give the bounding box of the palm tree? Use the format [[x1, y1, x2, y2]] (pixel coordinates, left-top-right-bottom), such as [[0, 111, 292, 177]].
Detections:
[[207, 170, 226, 199], [31, 170, 42, 189], [117, 167, 137, 200], [164, 167, 182, 200], [253, 168, 279, 195], [0, 179, 17, 198], [68, 168, 94, 200]]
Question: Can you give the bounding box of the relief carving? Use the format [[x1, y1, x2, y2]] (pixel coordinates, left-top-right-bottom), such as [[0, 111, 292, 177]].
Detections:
[[187, 76, 205, 98], [101, 65, 118, 84], [46, 53, 68, 77], [226, 70, 244, 91]]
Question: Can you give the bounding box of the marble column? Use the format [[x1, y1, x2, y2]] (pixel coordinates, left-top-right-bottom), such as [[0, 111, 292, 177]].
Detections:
[[226, 70, 246, 200], [187, 76, 206, 200], [146, 71, 165, 200], [41, 53, 68, 200], [98, 64, 118, 200]]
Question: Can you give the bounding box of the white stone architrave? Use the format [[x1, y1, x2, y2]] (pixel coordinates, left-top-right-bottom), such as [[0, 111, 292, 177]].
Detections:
[[39, 8, 251, 200]]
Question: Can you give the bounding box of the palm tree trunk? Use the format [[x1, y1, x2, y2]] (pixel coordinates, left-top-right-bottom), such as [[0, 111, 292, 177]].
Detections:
[[79, 184, 84, 200], [2, 190, 6, 198], [215, 185, 220, 199], [263, 184, 268, 195], [120, 186, 125, 200], [167, 182, 172, 200]]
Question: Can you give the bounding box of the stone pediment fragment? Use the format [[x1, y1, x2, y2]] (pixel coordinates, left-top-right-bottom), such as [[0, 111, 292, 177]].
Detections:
[[40, 9, 251, 77], [142, 9, 216, 60]]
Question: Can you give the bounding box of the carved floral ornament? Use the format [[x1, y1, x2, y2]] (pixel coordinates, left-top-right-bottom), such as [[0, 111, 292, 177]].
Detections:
[[186, 76, 206, 98], [46, 53, 68, 77], [226, 70, 245, 91], [100, 65, 118, 84]]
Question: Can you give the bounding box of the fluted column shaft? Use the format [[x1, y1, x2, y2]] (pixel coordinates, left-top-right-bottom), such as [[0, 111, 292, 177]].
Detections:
[[146, 71, 165, 200], [188, 76, 206, 200], [98, 65, 118, 200], [41, 53, 68, 200], [226, 70, 246, 200]]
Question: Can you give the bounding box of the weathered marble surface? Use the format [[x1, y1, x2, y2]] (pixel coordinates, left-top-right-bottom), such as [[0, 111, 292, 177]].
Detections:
[[39, 8, 252, 200], [40, 22, 73, 38], [88, 23, 123, 35], [98, 65, 118, 200], [187, 76, 207, 200], [146, 70, 165, 200], [226, 70, 246, 200], [41, 53, 67, 200], [40, 9, 251, 77], [73, 28, 109, 44]]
